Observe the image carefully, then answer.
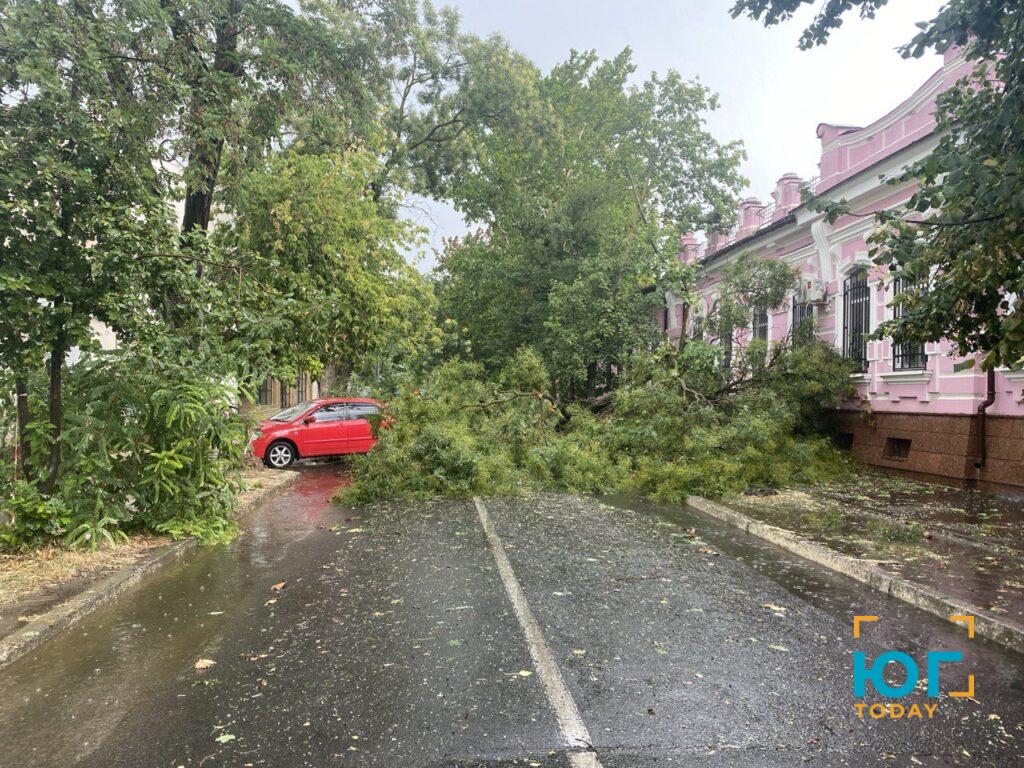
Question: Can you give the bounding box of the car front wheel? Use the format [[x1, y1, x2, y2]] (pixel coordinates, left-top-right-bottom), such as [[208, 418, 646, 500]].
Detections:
[[264, 441, 296, 469]]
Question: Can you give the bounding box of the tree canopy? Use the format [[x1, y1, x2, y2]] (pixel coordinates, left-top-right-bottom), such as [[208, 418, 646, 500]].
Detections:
[[437, 48, 746, 398]]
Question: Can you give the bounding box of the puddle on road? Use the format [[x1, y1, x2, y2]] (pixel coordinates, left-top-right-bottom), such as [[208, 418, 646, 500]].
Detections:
[[0, 465, 350, 768]]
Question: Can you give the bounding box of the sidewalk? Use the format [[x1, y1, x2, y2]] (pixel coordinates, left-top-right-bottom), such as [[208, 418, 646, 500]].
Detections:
[[718, 471, 1024, 641], [0, 466, 299, 669]]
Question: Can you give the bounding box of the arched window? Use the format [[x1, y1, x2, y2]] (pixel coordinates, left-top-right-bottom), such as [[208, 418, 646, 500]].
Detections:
[[721, 330, 733, 370], [691, 313, 704, 342], [792, 299, 815, 345], [843, 269, 870, 372]]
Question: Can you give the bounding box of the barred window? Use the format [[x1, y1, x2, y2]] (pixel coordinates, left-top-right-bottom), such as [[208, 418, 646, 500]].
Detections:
[[753, 306, 769, 341], [720, 330, 733, 370], [296, 373, 308, 403], [792, 300, 815, 345], [279, 379, 291, 409], [843, 269, 870, 373], [257, 377, 272, 406], [892, 277, 927, 370]]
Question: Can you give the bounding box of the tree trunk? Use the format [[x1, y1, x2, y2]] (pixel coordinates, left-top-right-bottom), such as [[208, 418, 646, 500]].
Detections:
[[319, 362, 338, 396], [177, 0, 243, 246], [38, 329, 66, 497], [14, 376, 31, 482], [321, 361, 353, 396]]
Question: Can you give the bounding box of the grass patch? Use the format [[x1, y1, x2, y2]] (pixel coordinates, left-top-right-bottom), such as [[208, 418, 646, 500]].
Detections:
[[0, 536, 166, 607], [865, 518, 925, 544]]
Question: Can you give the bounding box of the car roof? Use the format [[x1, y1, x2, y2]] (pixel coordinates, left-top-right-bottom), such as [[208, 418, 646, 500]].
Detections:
[[314, 397, 381, 406]]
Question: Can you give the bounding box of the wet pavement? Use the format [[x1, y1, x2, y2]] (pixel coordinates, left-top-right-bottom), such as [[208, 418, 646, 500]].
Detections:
[[0, 467, 1022, 767]]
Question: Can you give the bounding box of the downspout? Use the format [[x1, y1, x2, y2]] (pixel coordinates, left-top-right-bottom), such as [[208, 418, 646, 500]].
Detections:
[[973, 367, 997, 471]]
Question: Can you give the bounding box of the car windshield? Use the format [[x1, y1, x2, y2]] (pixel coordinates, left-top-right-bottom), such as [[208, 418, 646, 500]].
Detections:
[[269, 402, 315, 422]]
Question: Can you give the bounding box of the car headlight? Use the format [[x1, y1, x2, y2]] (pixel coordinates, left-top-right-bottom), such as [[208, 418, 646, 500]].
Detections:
[[251, 429, 262, 440]]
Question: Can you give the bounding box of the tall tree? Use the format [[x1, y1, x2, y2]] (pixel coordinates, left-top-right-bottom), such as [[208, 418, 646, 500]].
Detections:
[[0, 0, 177, 492], [373, 5, 540, 202], [438, 49, 745, 398], [731, 0, 1024, 369]]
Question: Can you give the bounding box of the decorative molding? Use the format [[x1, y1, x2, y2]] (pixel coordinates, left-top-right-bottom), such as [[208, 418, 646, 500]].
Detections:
[[810, 219, 837, 283], [797, 136, 940, 226], [880, 370, 932, 385]]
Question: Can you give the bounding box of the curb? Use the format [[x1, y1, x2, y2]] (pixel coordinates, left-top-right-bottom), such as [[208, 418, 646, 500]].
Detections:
[[0, 469, 301, 671], [687, 495, 1024, 656]]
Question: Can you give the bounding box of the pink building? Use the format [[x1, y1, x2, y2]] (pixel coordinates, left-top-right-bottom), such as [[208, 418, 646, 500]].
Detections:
[[670, 49, 1023, 492]]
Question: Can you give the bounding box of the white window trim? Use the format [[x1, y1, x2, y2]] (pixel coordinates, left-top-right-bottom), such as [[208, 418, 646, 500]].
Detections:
[[836, 256, 874, 355], [885, 274, 932, 374]]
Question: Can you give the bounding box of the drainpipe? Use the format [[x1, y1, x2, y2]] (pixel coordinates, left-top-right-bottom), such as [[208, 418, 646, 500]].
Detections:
[[973, 367, 997, 471]]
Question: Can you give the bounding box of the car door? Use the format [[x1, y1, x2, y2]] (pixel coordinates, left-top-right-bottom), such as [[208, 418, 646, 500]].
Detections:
[[299, 404, 348, 456], [342, 403, 380, 453]]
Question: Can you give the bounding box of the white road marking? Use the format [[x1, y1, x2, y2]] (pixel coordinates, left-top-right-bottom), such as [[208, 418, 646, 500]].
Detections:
[[473, 497, 604, 768]]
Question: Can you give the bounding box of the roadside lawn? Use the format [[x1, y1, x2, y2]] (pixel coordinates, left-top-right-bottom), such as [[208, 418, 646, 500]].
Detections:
[[0, 536, 167, 640], [725, 471, 1024, 630]]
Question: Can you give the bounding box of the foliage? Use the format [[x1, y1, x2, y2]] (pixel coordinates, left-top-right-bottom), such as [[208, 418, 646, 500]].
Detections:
[[1, 343, 246, 549], [338, 350, 626, 505], [732, 0, 1024, 369], [340, 334, 854, 506], [700, 254, 797, 349], [437, 49, 746, 398], [222, 149, 425, 382], [0, 0, 181, 495], [371, 4, 540, 201]]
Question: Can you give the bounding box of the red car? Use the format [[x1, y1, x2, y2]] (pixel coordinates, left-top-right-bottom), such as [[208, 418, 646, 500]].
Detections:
[[251, 398, 384, 469]]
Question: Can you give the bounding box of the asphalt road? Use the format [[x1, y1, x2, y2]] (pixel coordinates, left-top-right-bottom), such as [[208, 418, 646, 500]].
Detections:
[[1, 466, 1022, 767]]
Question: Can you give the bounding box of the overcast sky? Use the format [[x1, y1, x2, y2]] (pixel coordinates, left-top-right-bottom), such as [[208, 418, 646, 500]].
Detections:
[[405, 0, 944, 270]]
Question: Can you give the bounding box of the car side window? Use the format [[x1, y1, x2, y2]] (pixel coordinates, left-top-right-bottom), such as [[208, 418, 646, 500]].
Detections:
[[346, 404, 379, 421], [313, 404, 347, 422]]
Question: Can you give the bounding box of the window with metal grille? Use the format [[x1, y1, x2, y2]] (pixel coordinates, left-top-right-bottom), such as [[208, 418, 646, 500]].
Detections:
[[891, 277, 927, 370], [791, 300, 814, 345], [753, 306, 769, 341], [296, 373, 308, 403], [279, 379, 291, 409], [691, 314, 703, 342], [256, 376, 272, 406], [843, 270, 870, 372], [720, 330, 733, 370]]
